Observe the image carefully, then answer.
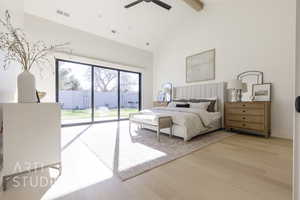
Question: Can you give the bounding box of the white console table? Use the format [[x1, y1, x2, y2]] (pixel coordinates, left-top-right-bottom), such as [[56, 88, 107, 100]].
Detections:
[[1, 103, 61, 191]]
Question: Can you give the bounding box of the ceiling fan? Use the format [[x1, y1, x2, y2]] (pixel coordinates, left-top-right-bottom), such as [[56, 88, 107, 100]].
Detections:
[[124, 0, 172, 10]]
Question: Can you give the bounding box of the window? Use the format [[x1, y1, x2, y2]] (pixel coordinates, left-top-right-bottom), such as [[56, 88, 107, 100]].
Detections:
[[56, 59, 141, 126]]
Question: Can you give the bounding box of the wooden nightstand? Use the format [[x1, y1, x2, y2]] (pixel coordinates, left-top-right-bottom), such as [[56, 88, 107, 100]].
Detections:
[[225, 101, 271, 138], [153, 101, 169, 107]]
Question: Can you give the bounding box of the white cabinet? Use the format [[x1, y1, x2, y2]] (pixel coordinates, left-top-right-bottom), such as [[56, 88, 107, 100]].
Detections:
[[1, 103, 61, 190]]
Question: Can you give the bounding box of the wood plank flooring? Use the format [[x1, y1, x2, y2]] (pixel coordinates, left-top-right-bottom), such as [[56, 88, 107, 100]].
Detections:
[[0, 132, 292, 200], [61, 133, 293, 200]]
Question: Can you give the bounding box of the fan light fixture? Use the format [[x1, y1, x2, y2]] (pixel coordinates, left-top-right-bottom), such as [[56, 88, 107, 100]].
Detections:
[[125, 0, 172, 10]]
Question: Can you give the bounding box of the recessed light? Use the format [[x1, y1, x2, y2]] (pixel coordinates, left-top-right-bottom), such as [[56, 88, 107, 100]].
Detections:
[[146, 42, 150, 46], [111, 30, 117, 34], [56, 9, 70, 17], [98, 14, 103, 18]]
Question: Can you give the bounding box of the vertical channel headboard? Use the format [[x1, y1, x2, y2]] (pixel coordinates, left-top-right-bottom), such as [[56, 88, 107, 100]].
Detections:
[[173, 82, 226, 127]]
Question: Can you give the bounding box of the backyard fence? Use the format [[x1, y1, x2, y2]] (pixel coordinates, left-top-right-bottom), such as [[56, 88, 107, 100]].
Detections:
[[59, 90, 139, 110]]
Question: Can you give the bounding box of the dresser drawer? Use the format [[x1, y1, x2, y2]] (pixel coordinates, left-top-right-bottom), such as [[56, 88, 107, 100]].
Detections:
[[226, 108, 264, 116], [226, 115, 264, 123], [226, 120, 265, 131], [226, 102, 265, 109]]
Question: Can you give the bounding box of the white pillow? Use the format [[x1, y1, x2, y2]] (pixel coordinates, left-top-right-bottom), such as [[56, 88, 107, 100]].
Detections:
[[189, 102, 210, 110]]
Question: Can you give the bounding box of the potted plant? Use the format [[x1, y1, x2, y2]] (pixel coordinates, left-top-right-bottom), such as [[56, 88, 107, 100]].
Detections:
[[0, 10, 68, 103]]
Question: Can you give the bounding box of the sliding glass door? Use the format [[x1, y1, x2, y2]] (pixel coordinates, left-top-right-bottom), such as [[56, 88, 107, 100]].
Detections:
[[56, 59, 141, 126], [94, 67, 118, 122], [57, 61, 92, 124], [120, 71, 140, 119]]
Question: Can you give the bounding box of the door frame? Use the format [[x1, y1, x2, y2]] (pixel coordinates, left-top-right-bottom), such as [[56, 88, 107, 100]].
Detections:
[[55, 58, 142, 127]]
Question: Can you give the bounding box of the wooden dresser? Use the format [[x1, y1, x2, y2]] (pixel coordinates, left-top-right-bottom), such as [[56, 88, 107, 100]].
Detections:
[[225, 101, 271, 137], [153, 101, 169, 107]]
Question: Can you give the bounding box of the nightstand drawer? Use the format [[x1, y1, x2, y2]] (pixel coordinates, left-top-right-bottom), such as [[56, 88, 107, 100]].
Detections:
[[227, 108, 264, 116], [226, 115, 264, 123], [226, 102, 265, 109], [226, 120, 265, 131]]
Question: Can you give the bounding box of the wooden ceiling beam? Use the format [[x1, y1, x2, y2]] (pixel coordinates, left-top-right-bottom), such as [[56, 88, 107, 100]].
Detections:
[[182, 0, 204, 11]]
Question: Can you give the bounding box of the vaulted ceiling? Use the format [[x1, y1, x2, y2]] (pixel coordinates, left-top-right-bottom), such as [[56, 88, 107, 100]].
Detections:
[[24, 0, 201, 51]]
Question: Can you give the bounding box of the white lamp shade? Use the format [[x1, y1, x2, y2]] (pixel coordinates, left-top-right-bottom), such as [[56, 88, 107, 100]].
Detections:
[[227, 79, 243, 90]]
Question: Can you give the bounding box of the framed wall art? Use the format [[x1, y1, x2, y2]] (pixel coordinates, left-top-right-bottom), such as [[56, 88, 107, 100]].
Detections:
[[186, 49, 215, 83], [237, 71, 264, 101], [252, 83, 272, 101]]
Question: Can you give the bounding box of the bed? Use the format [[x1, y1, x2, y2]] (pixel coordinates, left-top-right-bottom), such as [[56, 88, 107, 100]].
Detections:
[[130, 82, 226, 141]]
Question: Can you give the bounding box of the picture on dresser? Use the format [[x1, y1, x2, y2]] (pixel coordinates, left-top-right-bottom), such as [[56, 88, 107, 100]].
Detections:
[[252, 83, 272, 101], [237, 71, 264, 101]]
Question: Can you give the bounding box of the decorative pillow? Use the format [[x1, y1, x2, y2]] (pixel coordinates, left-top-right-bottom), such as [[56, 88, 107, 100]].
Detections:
[[189, 98, 217, 112], [176, 103, 190, 108], [189, 102, 210, 110]]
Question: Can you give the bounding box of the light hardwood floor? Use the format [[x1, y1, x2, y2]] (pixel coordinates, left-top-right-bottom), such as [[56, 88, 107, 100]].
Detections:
[[123, 134, 293, 200], [0, 129, 292, 200]]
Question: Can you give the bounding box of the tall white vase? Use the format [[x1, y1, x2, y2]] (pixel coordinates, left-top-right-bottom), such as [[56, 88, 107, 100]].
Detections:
[[17, 70, 37, 103]]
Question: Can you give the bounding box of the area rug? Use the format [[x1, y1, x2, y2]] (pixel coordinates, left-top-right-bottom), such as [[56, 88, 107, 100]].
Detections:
[[79, 123, 234, 181]]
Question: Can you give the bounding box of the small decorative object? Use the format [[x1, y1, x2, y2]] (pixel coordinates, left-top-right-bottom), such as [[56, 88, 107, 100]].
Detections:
[[36, 91, 47, 103], [252, 83, 272, 101], [227, 79, 243, 102], [162, 82, 172, 102], [237, 71, 263, 101], [186, 49, 215, 83], [0, 10, 68, 103]]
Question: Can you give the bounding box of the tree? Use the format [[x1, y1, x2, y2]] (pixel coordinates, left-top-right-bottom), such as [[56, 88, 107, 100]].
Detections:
[[59, 68, 81, 90], [120, 72, 138, 93], [85, 68, 138, 92], [93, 68, 117, 92]]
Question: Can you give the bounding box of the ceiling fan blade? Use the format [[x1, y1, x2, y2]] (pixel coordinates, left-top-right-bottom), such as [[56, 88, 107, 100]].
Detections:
[[181, 0, 204, 11], [125, 0, 143, 8], [151, 0, 172, 10]]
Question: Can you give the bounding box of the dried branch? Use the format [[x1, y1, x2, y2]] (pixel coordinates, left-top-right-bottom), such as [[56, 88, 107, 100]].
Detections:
[[0, 10, 69, 72]]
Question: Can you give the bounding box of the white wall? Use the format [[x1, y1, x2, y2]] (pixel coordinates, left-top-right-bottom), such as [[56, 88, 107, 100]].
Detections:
[[153, 0, 296, 139], [0, 0, 24, 103], [294, 0, 300, 198], [23, 14, 153, 109]]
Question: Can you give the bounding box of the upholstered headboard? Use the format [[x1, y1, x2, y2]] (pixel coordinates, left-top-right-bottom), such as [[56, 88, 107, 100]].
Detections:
[[173, 82, 226, 127]]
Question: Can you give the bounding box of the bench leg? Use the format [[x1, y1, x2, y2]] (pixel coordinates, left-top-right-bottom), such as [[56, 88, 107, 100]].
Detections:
[[129, 121, 131, 134], [157, 126, 160, 142], [169, 126, 173, 138], [2, 176, 8, 191]]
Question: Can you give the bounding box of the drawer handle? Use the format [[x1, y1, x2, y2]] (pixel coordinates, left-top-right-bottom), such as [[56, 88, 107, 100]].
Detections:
[[242, 104, 246, 107], [242, 124, 246, 126], [242, 117, 246, 120], [242, 110, 246, 113]]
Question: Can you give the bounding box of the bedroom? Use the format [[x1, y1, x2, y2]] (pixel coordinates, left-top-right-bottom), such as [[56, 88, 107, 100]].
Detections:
[[0, 0, 299, 199]]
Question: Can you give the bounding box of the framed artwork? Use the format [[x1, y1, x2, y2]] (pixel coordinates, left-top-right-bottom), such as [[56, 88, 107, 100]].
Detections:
[[161, 82, 173, 102], [237, 71, 264, 102], [252, 83, 272, 101], [186, 49, 215, 83]]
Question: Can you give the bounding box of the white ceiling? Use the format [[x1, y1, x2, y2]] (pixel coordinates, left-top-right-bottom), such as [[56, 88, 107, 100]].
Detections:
[[24, 0, 196, 52]]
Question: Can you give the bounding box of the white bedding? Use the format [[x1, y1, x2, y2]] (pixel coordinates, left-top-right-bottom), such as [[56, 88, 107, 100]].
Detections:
[[134, 107, 221, 141]]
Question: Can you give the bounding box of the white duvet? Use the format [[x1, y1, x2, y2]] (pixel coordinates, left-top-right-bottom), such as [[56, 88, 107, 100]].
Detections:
[[133, 107, 221, 140]]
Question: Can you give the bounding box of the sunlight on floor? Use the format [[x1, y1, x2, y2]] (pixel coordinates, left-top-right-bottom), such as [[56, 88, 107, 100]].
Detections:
[[40, 121, 165, 199], [41, 125, 113, 200]]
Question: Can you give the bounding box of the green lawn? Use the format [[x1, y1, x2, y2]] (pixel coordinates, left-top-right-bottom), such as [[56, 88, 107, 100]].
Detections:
[[62, 108, 138, 120]]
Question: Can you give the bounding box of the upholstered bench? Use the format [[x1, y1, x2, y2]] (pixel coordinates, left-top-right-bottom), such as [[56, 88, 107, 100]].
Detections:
[[129, 113, 173, 142]]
